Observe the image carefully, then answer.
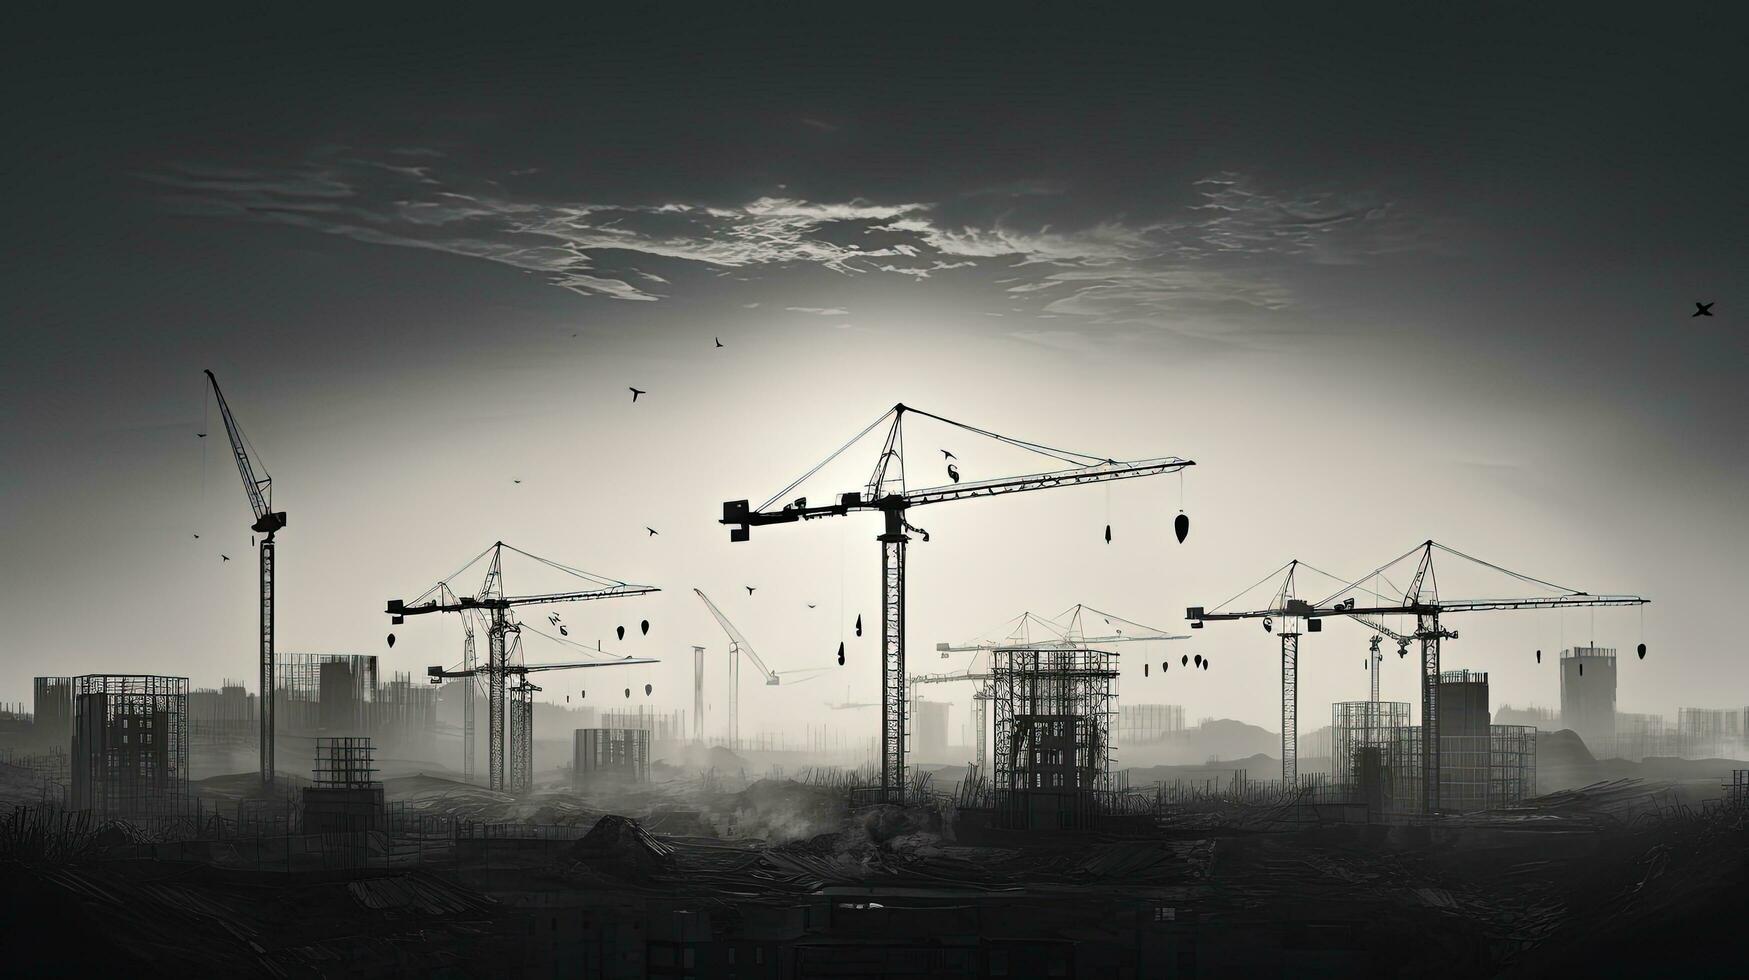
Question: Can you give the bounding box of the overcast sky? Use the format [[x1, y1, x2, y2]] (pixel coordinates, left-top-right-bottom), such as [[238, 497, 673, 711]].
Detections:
[[2, 9, 1743, 738]]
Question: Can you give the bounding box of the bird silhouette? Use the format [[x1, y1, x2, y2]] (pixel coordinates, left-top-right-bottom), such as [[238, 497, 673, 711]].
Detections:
[[715, 337, 724, 348], [807, 603, 817, 609], [221, 554, 230, 562], [646, 527, 659, 536], [941, 449, 956, 460], [1693, 302, 1714, 317], [629, 387, 646, 402], [192, 533, 200, 539], [196, 432, 207, 438], [745, 586, 756, 596], [513, 479, 522, 484]]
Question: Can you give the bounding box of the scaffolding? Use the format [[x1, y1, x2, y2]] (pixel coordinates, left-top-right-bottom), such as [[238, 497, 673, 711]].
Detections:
[[304, 736, 384, 843], [189, 680, 256, 745], [1490, 724, 1538, 805], [277, 653, 377, 734], [601, 706, 690, 744], [574, 728, 651, 784], [508, 682, 536, 793], [70, 675, 189, 820], [990, 646, 1117, 831], [1115, 704, 1187, 746], [1333, 701, 1412, 784], [32, 676, 74, 750], [1439, 670, 1491, 813]]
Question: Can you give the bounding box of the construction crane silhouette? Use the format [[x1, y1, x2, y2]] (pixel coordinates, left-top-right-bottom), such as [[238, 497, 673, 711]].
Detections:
[[1188, 559, 1374, 785], [928, 605, 1187, 770], [425, 635, 658, 791], [1191, 541, 1647, 813], [722, 404, 1193, 802], [205, 370, 287, 786], [387, 542, 658, 792], [695, 589, 833, 746]]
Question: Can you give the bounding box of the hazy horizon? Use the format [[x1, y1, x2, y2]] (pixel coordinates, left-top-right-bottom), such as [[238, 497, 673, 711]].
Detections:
[[3, 9, 1743, 739]]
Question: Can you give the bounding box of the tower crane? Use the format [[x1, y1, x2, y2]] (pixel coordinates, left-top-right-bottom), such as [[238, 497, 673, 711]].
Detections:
[[424, 581, 484, 783], [205, 370, 287, 786], [722, 404, 1194, 802], [1193, 541, 1647, 813], [387, 542, 658, 792], [426, 646, 658, 791], [1187, 560, 1348, 785], [1348, 615, 1414, 704], [694, 589, 832, 745], [927, 605, 1187, 769]]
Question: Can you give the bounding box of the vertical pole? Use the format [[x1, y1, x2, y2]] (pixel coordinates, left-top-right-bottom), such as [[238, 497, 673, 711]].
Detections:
[[463, 623, 476, 784], [973, 686, 988, 771], [260, 534, 275, 786], [729, 647, 739, 748], [879, 521, 909, 804], [1281, 632, 1298, 786], [1369, 637, 1382, 704], [1419, 612, 1441, 814], [692, 646, 705, 742], [487, 608, 507, 792]]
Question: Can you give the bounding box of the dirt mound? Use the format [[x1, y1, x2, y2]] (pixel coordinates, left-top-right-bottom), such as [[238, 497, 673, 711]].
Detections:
[[566, 815, 674, 881]]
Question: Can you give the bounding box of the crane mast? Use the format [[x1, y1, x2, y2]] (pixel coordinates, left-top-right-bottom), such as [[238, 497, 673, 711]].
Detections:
[[1191, 542, 1646, 813], [205, 370, 286, 786], [723, 403, 1193, 803], [389, 542, 658, 792]]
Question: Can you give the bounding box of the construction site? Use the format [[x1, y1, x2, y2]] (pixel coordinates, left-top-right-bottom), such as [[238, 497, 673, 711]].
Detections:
[[0, 388, 1742, 979]]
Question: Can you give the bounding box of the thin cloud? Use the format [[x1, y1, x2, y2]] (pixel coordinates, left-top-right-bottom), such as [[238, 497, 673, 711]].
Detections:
[[156, 151, 1441, 332]]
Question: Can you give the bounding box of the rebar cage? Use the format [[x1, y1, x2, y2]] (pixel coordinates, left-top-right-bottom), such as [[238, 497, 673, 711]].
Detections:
[[990, 646, 1117, 830]]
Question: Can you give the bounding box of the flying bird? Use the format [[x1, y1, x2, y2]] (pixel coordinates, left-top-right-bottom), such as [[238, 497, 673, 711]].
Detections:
[[196, 432, 207, 438], [513, 479, 522, 484], [192, 533, 200, 539], [715, 337, 724, 348], [629, 387, 646, 402], [1692, 302, 1714, 317], [745, 586, 756, 596], [807, 603, 817, 609], [646, 527, 659, 536], [940, 449, 956, 460], [221, 554, 230, 562]]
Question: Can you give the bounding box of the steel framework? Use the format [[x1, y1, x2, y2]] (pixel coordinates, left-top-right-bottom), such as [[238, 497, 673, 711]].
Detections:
[[70, 675, 189, 819], [990, 647, 1117, 830], [723, 404, 1192, 803]]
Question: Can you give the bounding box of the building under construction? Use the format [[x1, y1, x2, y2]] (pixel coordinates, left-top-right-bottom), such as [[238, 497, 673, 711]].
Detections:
[[990, 646, 1117, 830], [1328, 671, 1537, 816], [275, 653, 438, 753], [574, 728, 651, 784], [69, 674, 189, 820], [32, 675, 74, 750], [910, 697, 951, 762], [189, 681, 256, 746], [1115, 703, 1186, 746], [1560, 645, 1618, 752], [303, 736, 384, 835], [1332, 700, 1413, 806], [600, 706, 690, 745]]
